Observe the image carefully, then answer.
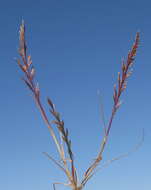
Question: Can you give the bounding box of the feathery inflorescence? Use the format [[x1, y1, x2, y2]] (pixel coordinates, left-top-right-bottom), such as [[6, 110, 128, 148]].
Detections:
[[17, 22, 139, 190]]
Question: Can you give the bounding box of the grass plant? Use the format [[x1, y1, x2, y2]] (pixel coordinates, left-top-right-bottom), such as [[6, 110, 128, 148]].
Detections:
[[17, 22, 140, 190]]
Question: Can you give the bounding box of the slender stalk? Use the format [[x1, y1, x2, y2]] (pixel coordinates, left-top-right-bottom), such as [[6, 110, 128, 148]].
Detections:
[[18, 21, 75, 186], [81, 32, 139, 186], [17, 22, 140, 190]]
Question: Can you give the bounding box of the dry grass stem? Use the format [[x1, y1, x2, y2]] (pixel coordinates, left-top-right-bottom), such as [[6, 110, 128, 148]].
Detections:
[[17, 21, 140, 190]]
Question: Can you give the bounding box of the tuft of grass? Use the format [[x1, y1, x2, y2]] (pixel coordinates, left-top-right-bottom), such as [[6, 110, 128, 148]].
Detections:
[[17, 21, 140, 190]]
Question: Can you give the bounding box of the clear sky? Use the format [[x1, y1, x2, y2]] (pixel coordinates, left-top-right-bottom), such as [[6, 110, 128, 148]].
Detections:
[[0, 0, 150, 190]]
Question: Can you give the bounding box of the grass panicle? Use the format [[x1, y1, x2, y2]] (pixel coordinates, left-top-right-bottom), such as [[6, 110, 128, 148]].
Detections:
[[17, 22, 140, 190]]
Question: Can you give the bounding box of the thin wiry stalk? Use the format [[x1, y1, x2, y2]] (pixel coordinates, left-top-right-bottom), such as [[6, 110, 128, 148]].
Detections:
[[81, 33, 140, 187], [17, 22, 76, 188], [18, 23, 62, 157], [47, 97, 78, 188], [97, 90, 106, 135], [82, 128, 144, 184], [17, 21, 140, 190]]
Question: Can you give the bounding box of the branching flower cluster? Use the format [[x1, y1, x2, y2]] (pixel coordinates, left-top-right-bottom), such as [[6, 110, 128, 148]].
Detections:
[[17, 22, 140, 190]]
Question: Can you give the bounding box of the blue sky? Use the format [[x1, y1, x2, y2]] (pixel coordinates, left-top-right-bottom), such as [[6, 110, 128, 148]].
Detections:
[[0, 0, 150, 190]]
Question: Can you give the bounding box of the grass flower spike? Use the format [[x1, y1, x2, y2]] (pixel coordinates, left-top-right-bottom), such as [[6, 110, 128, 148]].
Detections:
[[17, 22, 139, 190]]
